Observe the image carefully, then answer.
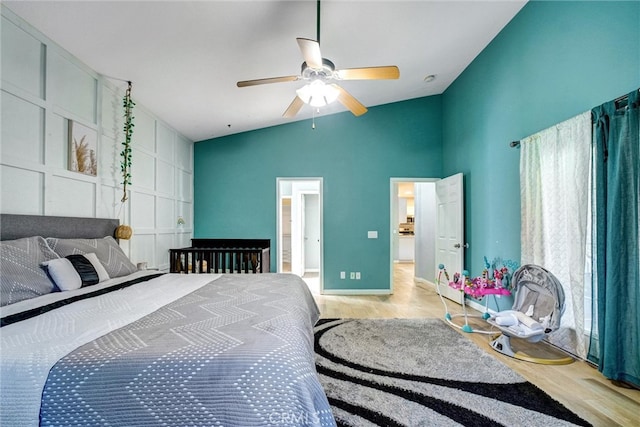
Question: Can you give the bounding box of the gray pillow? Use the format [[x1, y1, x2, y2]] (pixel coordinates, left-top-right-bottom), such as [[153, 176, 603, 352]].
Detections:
[[0, 236, 59, 306], [46, 236, 137, 278]]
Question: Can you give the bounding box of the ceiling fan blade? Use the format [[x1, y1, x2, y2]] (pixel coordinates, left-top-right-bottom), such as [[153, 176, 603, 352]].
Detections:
[[336, 66, 400, 80], [237, 75, 298, 87], [332, 84, 368, 116], [283, 96, 304, 118], [296, 38, 323, 69]]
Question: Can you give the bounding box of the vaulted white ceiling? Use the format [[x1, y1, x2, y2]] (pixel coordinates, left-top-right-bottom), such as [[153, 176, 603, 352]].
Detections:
[[4, 1, 527, 142]]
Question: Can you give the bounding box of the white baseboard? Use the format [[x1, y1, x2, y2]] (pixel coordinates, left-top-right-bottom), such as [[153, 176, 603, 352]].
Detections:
[[414, 276, 435, 289], [321, 289, 392, 296], [465, 298, 486, 313]]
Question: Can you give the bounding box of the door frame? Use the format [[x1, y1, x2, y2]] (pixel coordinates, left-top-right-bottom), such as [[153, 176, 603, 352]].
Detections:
[[276, 177, 324, 292], [389, 177, 439, 292]]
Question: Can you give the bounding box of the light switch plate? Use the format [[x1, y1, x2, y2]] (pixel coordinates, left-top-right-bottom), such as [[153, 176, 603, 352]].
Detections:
[[367, 231, 378, 239]]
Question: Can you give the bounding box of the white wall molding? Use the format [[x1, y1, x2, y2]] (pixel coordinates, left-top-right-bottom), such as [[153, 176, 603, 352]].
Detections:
[[1, 6, 194, 271]]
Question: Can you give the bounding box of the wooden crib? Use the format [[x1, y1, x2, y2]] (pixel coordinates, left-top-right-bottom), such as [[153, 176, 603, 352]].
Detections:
[[169, 239, 270, 274]]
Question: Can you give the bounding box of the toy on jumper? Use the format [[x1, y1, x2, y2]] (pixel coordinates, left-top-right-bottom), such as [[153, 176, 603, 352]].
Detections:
[[435, 260, 515, 334]]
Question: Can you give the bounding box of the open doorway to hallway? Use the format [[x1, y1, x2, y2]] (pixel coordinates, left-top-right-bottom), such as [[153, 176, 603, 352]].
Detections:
[[277, 178, 323, 294], [390, 178, 438, 291], [393, 262, 416, 291], [390, 175, 466, 303]]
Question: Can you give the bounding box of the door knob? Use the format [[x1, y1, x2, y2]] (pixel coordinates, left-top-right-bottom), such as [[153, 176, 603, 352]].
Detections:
[[454, 243, 469, 249]]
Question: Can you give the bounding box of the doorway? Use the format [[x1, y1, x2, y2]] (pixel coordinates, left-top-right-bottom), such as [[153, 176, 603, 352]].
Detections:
[[390, 175, 464, 303], [277, 178, 323, 293], [390, 178, 438, 292]]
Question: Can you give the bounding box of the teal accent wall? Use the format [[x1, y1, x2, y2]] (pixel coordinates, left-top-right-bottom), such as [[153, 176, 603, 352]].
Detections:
[[442, 0, 640, 283], [195, 97, 443, 290], [195, 0, 639, 296]]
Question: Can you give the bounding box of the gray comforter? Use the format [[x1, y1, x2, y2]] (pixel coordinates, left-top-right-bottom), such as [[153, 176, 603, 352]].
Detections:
[[36, 273, 334, 426]]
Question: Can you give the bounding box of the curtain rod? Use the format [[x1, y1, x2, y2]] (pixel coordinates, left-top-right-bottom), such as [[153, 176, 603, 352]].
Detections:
[[614, 88, 640, 109], [510, 88, 639, 148], [615, 87, 640, 104]]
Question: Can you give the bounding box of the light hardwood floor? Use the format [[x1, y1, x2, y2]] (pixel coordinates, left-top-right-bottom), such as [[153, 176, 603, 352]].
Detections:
[[311, 263, 640, 427]]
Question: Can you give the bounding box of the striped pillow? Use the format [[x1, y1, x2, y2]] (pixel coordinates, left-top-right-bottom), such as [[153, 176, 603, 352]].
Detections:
[[0, 236, 59, 306]]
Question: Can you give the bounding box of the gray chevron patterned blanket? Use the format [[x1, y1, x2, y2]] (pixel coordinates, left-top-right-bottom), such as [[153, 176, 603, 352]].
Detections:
[[1, 273, 334, 426]]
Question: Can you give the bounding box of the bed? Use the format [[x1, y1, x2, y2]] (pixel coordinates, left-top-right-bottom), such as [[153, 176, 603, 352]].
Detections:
[[0, 214, 335, 426]]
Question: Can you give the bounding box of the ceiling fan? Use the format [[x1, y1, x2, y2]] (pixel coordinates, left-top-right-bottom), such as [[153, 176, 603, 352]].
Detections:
[[236, 0, 399, 118]]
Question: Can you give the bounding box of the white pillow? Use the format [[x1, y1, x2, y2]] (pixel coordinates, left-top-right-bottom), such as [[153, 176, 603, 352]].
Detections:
[[84, 252, 110, 282], [41, 258, 82, 291]]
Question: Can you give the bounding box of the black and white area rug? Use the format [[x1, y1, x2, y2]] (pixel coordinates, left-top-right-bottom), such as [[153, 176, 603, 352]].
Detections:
[[315, 318, 591, 427]]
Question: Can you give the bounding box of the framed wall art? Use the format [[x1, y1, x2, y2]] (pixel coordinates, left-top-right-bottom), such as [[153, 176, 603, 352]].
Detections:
[[68, 120, 97, 176]]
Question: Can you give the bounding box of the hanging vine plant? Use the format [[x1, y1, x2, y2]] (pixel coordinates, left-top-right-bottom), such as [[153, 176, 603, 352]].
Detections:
[[120, 81, 135, 202]]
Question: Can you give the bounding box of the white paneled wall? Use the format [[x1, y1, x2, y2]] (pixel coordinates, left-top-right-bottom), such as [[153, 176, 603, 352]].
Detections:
[[0, 7, 193, 270]]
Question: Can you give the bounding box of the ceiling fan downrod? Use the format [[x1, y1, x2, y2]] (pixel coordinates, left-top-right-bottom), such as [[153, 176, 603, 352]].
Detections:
[[316, 0, 321, 45]]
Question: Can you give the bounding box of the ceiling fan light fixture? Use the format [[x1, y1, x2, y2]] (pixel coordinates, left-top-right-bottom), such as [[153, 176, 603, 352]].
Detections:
[[296, 80, 339, 107], [237, 1, 398, 119]]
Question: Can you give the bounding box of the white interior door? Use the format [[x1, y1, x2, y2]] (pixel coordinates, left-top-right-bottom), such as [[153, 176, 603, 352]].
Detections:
[[291, 192, 304, 277], [304, 194, 320, 271], [435, 173, 465, 304]]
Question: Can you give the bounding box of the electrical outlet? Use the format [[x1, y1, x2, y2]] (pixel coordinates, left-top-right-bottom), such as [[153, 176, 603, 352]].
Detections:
[[355, 272, 361, 280], [350, 272, 355, 280], [340, 271, 346, 279]]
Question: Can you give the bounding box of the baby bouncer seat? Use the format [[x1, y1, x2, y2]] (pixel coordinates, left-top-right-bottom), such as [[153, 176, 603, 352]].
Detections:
[[487, 264, 573, 364]]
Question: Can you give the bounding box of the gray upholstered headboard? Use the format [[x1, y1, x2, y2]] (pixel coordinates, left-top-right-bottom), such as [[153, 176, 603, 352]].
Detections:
[[0, 214, 119, 241]]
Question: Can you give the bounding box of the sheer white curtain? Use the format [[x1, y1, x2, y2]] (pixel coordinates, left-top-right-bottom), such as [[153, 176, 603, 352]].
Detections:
[[520, 111, 591, 358]]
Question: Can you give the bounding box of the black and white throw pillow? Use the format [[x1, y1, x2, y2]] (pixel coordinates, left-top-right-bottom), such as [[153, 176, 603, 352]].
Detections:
[[41, 254, 102, 291], [46, 236, 137, 278]]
